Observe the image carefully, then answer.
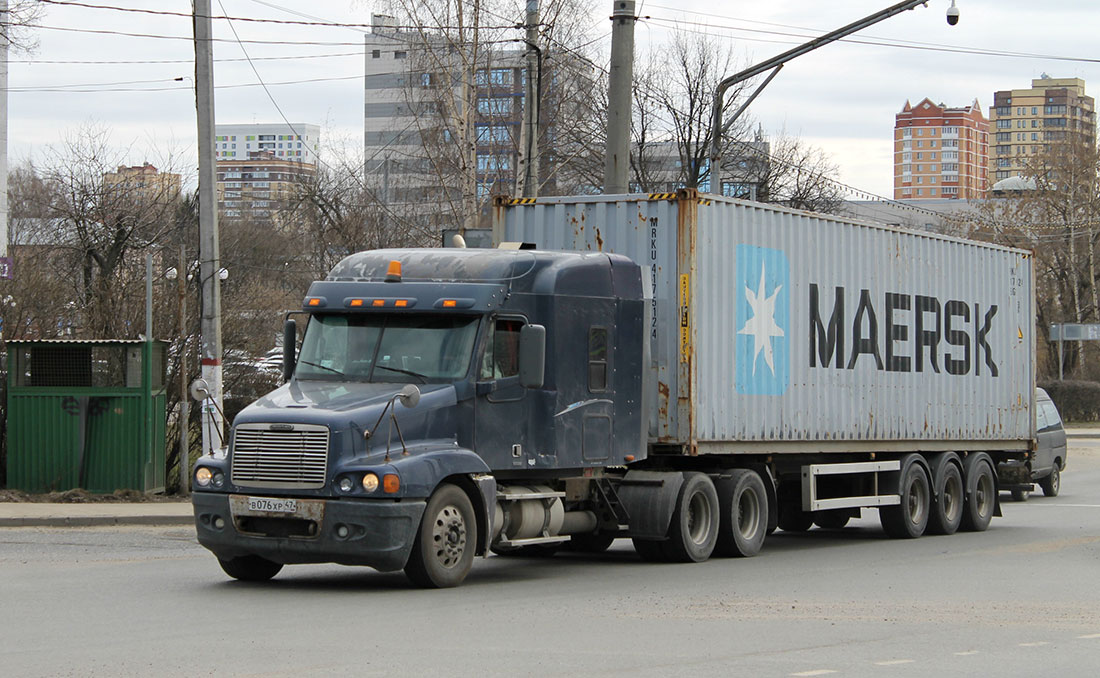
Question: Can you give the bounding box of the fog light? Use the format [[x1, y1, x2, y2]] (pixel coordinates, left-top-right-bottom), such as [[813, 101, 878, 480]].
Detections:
[[336, 524, 349, 538], [213, 516, 225, 529], [362, 473, 379, 492], [212, 471, 225, 488], [195, 467, 213, 487], [338, 477, 354, 493]]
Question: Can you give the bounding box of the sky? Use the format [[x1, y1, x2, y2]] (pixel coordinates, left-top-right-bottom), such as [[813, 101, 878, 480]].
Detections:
[[7, 0, 1100, 199]]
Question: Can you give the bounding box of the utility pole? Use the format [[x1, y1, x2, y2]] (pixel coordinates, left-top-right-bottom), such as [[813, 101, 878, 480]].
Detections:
[[519, 0, 540, 198], [1, 0, 9, 262], [193, 2, 225, 457], [177, 245, 190, 494], [603, 0, 635, 195]]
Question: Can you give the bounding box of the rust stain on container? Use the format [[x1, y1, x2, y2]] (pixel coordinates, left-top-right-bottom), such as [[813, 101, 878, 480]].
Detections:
[[596, 228, 604, 251]]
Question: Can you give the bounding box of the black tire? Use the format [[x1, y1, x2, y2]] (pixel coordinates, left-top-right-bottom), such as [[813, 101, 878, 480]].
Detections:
[[715, 470, 768, 557], [812, 511, 850, 530], [404, 484, 477, 588], [662, 472, 719, 563], [568, 533, 616, 553], [1010, 488, 1030, 502], [880, 455, 931, 539], [1039, 464, 1061, 497], [961, 455, 996, 532], [632, 537, 668, 562], [777, 505, 813, 532], [217, 555, 283, 581], [927, 457, 964, 535]]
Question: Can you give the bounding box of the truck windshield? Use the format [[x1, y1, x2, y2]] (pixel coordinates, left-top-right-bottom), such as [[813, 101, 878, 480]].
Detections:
[[295, 314, 480, 383]]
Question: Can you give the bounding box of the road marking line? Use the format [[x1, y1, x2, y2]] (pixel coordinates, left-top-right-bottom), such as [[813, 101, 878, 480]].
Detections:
[[790, 671, 838, 676], [874, 659, 914, 666], [1018, 642, 1049, 647], [1077, 633, 1100, 639], [1028, 503, 1100, 508], [953, 651, 980, 656]]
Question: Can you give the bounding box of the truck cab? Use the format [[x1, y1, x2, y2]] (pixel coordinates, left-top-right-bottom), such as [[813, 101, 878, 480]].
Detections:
[[192, 248, 644, 586]]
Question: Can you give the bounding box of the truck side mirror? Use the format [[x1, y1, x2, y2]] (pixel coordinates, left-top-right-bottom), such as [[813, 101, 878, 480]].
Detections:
[[282, 318, 297, 383], [519, 324, 546, 389]]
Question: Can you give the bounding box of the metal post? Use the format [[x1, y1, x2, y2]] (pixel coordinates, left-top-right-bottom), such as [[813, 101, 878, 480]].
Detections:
[[194, 2, 225, 456], [178, 245, 190, 494], [1059, 334, 1064, 381], [603, 0, 635, 195], [145, 251, 153, 340], [1, 0, 9, 259], [520, 0, 540, 198], [708, 0, 930, 197]]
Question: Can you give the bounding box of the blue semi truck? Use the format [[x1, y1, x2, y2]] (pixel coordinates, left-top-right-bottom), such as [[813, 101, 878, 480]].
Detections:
[[192, 192, 1036, 588]]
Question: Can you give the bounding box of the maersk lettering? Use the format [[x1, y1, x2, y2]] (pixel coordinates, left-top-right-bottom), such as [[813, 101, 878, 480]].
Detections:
[[808, 284, 997, 377]]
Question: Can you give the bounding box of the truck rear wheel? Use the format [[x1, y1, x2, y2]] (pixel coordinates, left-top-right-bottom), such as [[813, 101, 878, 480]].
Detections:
[[927, 454, 964, 535], [777, 505, 812, 532], [632, 537, 668, 562], [961, 455, 995, 532], [662, 472, 719, 563], [1039, 464, 1061, 497], [880, 455, 930, 539], [217, 555, 283, 582], [404, 484, 477, 588], [715, 470, 767, 557], [812, 511, 851, 530]]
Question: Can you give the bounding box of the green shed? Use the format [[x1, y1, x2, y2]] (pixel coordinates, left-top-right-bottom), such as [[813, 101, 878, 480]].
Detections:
[[5, 340, 167, 493]]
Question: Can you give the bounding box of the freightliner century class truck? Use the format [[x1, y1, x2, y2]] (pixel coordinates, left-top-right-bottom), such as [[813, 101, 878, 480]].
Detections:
[[192, 190, 1037, 588]]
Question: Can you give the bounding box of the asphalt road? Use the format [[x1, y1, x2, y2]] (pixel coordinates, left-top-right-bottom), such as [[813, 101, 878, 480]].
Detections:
[[2, 444, 1099, 678]]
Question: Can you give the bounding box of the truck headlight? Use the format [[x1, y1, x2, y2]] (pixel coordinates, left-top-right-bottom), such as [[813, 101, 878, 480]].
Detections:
[[338, 477, 355, 493], [195, 467, 213, 487], [362, 473, 380, 492]]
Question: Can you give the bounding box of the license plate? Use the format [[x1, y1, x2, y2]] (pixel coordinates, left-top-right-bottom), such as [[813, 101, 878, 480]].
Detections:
[[247, 497, 298, 514]]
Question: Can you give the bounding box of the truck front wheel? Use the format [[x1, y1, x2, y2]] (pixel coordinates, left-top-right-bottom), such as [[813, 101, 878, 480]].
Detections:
[[218, 555, 283, 581], [404, 484, 477, 588]]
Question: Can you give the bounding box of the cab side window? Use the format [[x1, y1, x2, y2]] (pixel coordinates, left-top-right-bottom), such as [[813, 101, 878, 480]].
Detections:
[[480, 317, 523, 379], [588, 327, 608, 392]]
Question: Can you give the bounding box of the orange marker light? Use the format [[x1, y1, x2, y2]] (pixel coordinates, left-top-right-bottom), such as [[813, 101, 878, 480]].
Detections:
[[349, 299, 364, 307], [385, 260, 402, 282], [308, 298, 321, 307], [442, 299, 457, 308], [372, 299, 385, 307], [395, 299, 408, 308], [624, 455, 635, 462], [383, 474, 400, 493]]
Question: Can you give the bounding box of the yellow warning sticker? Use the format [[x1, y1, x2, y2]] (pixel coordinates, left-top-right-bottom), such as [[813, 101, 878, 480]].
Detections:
[[679, 274, 690, 362]]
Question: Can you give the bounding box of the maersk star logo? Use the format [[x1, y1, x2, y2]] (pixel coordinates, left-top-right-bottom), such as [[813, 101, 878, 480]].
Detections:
[[735, 245, 790, 395]]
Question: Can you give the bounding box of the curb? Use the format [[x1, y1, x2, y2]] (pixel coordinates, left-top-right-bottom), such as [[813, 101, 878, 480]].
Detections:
[[0, 513, 195, 528]]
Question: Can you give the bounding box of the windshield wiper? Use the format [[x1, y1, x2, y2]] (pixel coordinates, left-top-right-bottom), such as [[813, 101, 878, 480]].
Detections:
[[297, 360, 345, 377], [374, 364, 428, 383]]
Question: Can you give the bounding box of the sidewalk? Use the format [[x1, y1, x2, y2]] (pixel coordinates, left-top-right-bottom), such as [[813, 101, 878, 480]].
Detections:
[[0, 500, 194, 527], [1066, 427, 1100, 439]]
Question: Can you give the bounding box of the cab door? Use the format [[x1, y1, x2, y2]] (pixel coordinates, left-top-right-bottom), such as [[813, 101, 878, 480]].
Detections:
[[474, 316, 530, 469]]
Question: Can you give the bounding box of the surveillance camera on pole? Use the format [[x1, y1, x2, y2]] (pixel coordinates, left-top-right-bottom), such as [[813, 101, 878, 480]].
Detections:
[[946, 1, 960, 25]]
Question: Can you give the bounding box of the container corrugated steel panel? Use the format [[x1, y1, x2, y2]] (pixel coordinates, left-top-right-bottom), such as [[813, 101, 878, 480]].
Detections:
[[495, 192, 1034, 451]]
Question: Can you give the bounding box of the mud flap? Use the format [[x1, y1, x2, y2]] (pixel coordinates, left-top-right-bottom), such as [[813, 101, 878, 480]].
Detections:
[[616, 470, 684, 539]]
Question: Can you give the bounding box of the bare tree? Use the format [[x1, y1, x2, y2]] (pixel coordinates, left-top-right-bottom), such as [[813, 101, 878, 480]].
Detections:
[[754, 133, 847, 214], [3, 1, 46, 52]]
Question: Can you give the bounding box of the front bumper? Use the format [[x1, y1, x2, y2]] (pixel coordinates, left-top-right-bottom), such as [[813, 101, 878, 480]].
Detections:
[[193, 492, 426, 572]]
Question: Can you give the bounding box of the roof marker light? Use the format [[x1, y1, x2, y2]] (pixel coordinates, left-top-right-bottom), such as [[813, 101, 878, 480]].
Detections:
[[442, 299, 457, 308], [372, 299, 385, 307], [349, 299, 364, 307], [395, 299, 408, 308], [308, 298, 322, 307], [385, 260, 402, 282]]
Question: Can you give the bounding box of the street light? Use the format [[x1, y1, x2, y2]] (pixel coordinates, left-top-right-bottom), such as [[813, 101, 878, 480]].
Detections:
[[708, 0, 961, 195]]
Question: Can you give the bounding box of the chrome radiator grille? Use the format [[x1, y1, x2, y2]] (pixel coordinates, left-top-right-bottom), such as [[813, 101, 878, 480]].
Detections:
[[231, 423, 329, 489]]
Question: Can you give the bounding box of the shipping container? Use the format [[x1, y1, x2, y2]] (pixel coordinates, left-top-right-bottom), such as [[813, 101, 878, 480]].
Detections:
[[494, 189, 1035, 453]]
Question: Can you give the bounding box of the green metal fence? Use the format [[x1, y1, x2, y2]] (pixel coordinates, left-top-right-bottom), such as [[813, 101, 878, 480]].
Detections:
[[5, 340, 167, 493]]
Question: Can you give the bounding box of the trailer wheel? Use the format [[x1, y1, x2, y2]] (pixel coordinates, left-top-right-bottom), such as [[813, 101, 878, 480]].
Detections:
[[777, 505, 812, 532], [217, 555, 282, 582], [404, 484, 477, 588], [812, 511, 850, 530], [1039, 464, 1061, 497], [880, 455, 930, 539], [927, 455, 964, 535], [662, 472, 719, 562], [715, 470, 767, 557], [961, 455, 995, 532]]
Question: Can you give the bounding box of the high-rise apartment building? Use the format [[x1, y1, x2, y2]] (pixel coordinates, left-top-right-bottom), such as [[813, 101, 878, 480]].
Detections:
[[216, 153, 317, 223], [988, 75, 1095, 184], [893, 98, 989, 200], [214, 123, 320, 163]]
